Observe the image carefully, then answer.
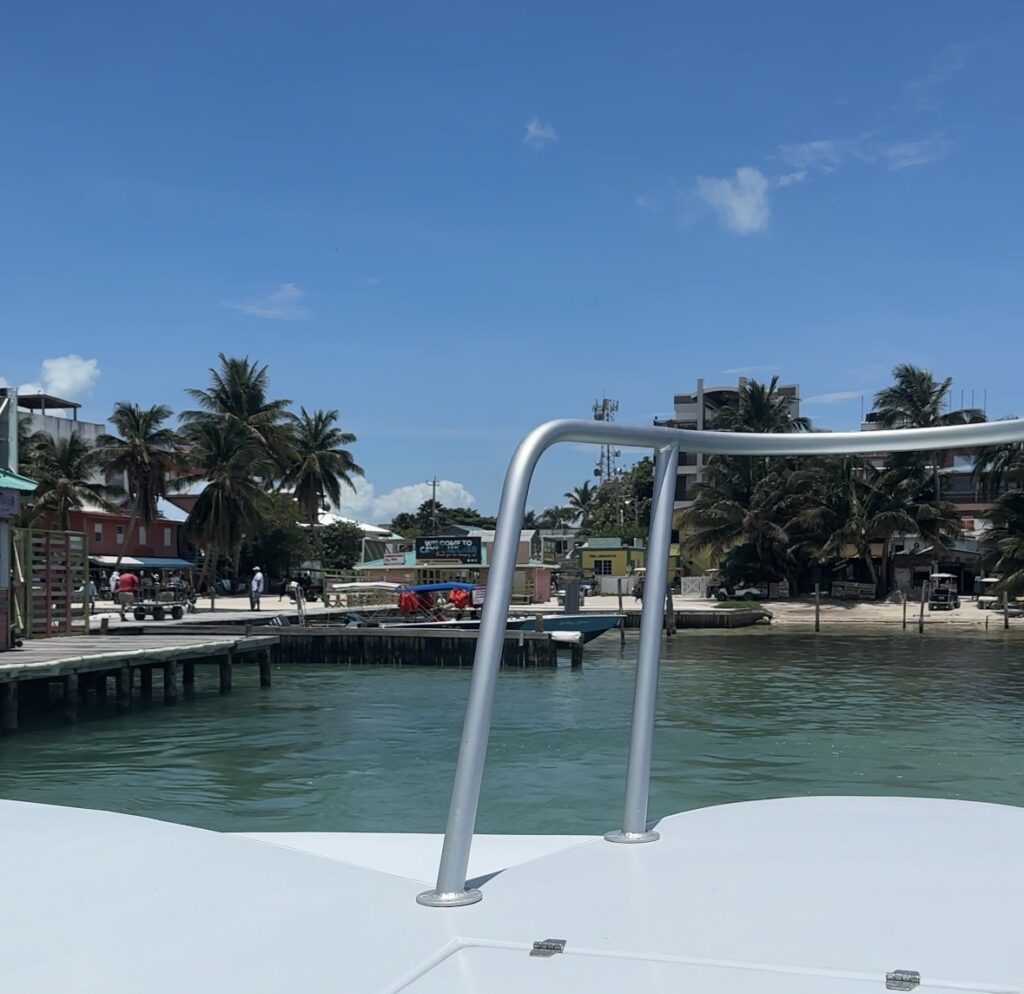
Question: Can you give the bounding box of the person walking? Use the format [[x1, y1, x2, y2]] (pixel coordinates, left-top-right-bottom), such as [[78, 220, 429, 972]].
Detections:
[[109, 568, 121, 602], [117, 570, 139, 621], [250, 566, 264, 611]]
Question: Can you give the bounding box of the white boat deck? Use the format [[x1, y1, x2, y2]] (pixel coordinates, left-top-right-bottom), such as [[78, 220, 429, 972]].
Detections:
[[4, 795, 1021, 992]]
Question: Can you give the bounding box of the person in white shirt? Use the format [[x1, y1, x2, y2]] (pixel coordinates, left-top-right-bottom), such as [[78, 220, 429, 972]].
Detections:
[[109, 569, 120, 602], [250, 566, 264, 611]]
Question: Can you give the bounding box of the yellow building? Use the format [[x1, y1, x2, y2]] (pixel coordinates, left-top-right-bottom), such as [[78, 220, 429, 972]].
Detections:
[[580, 538, 647, 591]]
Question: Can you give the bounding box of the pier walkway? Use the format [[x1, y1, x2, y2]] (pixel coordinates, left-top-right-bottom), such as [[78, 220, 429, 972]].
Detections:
[[0, 631, 278, 734]]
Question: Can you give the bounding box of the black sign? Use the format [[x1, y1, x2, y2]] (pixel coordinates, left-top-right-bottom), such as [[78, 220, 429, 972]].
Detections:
[[414, 536, 482, 564]]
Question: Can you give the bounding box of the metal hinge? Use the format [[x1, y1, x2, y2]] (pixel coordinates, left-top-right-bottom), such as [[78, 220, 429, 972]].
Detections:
[[530, 939, 567, 958], [886, 969, 920, 991]]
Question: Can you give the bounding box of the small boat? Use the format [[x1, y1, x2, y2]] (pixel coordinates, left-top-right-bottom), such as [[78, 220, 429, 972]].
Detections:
[[338, 582, 623, 644]]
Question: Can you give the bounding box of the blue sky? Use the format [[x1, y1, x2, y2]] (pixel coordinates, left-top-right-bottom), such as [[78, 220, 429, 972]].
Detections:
[[2, 2, 1022, 520]]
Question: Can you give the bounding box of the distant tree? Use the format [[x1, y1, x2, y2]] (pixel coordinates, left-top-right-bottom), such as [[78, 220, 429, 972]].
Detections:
[[176, 420, 273, 591], [283, 407, 363, 526], [564, 481, 597, 529], [873, 364, 985, 501], [317, 520, 366, 571], [181, 353, 294, 471], [240, 494, 312, 583], [25, 432, 119, 530], [712, 376, 811, 434], [981, 492, 1024, 597], [96, 402, 182, 566]]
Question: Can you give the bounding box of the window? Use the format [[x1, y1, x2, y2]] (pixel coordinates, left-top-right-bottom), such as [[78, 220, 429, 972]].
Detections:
[[93, 523, 103, 543], [116, 524, 125, 545], [593, 558, 614, 575], [163, 527, 172, 547], [138, 526, 147, 545]]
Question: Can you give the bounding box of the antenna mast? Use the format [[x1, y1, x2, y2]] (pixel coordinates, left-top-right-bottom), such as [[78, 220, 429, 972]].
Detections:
[[592, 396, 620, 484]]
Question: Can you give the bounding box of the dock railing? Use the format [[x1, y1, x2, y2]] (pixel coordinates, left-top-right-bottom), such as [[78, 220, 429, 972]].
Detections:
[[416, 416, 1024, 907]]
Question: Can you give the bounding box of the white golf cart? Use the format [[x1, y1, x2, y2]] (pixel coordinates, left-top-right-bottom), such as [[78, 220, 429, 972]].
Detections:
[[928, 572, 961, 611]]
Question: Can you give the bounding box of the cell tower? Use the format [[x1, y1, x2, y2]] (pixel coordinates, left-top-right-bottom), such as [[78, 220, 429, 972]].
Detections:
[[592, 396, 620, 483]]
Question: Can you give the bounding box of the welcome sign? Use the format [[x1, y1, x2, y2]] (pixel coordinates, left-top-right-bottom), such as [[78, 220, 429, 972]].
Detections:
[[414, 536, 482, 564]]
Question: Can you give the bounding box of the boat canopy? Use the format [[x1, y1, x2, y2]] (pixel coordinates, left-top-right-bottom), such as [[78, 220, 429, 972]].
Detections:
[[396, 582, 476, 594], [328, 581, 400, 592]]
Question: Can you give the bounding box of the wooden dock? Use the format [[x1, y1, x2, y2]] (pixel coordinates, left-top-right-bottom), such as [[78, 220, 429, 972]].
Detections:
[[162, 623, 580, 669], [0, 632, 279, 734]]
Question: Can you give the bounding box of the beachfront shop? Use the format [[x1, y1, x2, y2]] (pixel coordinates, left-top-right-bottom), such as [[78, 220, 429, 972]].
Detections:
[[355, 534, 552, 604]]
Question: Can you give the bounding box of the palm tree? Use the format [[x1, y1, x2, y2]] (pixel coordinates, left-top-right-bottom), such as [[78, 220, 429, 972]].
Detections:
[[96, 402, 182, 566], [175, 420, 273, 591], [681, 462, 798, 579], [537, 505, 575, 529], [181, 353, 294, 469], [980, 492, 1024, 597], [872, 364, 984, 429], [972, 434, 1024, 500], [791, 457, 961, 596], [872, 364, 985, 500], [564, 481, 597, 529], [25, 431, 119, 530], [283, 407, 364, 526], [712, 376, 812, 434]]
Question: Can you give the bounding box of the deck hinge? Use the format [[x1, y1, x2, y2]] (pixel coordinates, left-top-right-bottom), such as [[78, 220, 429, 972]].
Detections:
[[886, 969, 920, 991], [530, 939, 566, 958]]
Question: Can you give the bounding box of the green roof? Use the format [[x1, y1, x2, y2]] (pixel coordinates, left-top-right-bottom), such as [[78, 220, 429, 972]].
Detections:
[[584, 537, 625, 550], [0, 469, 37, 492]]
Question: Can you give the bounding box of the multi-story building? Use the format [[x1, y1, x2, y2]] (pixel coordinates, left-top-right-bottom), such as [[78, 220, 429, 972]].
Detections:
[[654, 377, 801, 508]]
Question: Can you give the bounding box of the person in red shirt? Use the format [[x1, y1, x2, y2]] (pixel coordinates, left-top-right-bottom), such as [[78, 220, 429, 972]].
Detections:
[[117, 570, 139, 621]]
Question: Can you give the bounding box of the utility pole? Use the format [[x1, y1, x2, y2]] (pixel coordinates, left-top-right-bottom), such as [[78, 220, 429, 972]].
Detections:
[[426, 477, 439, 533]]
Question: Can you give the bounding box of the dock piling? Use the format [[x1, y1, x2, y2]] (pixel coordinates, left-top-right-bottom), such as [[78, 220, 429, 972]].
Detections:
[[163, 661, 179, 705], [140, 665, 153, 700], [63, 673, 79, 724], [814, 583, 821, 632], [259, 651, 272, 688], [115, 667, 132, 710], [219, 653, 233, 694], [2, 682, 18, 733]]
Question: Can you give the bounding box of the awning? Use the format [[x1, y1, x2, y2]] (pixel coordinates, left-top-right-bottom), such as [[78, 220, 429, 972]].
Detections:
[[0, 469, 38, 492], [90, 555, 197, 569]]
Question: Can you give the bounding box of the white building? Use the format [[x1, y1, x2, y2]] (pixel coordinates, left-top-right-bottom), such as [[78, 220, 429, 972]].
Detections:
[[655, 377, 800, 508]]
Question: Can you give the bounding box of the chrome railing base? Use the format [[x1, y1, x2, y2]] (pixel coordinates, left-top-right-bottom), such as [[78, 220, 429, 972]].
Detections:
[[604, 829, 661, 845], [415, 888, 482, 908]]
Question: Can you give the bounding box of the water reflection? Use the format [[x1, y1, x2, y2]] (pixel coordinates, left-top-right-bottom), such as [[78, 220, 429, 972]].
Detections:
[[0, 631, 1022, 833]]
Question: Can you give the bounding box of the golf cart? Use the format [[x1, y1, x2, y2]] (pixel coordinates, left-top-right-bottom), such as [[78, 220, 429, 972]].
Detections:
[[976, 577, 1001, 610], [928, 573, 961, 611], [132, 585, 190, 621]]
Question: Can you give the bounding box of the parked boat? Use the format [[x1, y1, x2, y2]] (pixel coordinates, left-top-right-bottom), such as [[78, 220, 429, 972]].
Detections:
[[336, 581, 622, 644]]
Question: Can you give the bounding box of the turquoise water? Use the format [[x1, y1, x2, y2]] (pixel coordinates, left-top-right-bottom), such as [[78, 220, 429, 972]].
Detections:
[[1, 630, 1023, 833]]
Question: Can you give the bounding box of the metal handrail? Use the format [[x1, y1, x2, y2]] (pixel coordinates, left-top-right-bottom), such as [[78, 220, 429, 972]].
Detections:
[[416, 417, 1024, 907]]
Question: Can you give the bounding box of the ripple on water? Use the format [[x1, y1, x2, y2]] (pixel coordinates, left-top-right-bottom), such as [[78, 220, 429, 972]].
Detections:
[[1, 631, 1023, 832]]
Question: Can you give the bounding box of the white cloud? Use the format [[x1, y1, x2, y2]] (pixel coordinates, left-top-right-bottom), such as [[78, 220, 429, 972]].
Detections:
[[524, 117, 558, 150], [899, 44, 968, 112], [38, 354, 101, 398], [775, 170, 807, 187], [331, 478, 477, 523], [878, 135, 951, 170], [802, 390, 865, 405], [634, 194, 655, 209], [778, 138, 867, 174], [695, 166, 770, 234], [229, 282, 309, 321], [7, 354, 100, 400], [361, 275, 382, 286], [778, 133, 950, 175]]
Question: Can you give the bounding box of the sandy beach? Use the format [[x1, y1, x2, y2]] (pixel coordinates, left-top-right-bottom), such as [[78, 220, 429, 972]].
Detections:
[[512, 593, 1024, 632]]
